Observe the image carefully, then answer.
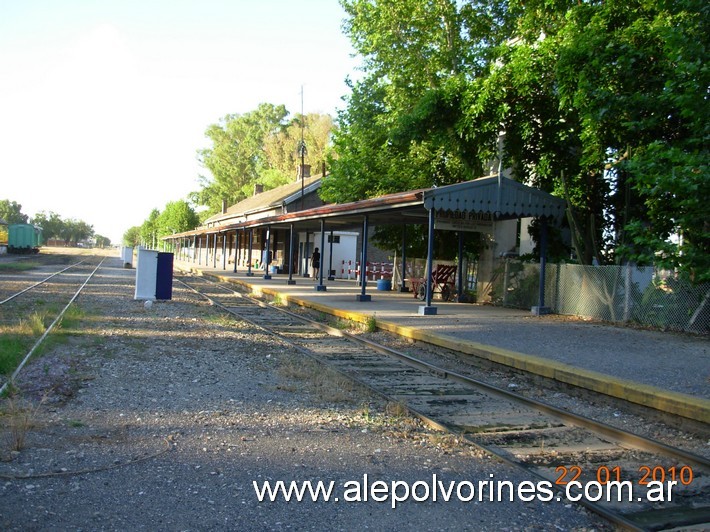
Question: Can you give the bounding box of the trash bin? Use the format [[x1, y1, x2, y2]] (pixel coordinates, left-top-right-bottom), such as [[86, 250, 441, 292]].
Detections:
[[376, 279, 392, 291]]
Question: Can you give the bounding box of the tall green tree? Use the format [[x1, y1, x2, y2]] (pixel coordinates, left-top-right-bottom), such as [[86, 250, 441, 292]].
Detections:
[[322, 0, 512, 203], [123, 226, 141, 247], [140, 209, 161, 249], [94, 235, 111, 248], [263, 113, 334, 178], [196, 104, 335, 218], [0, 200, 28, 224], [157, 200, 199, 239], [196, 103, 289, 213]]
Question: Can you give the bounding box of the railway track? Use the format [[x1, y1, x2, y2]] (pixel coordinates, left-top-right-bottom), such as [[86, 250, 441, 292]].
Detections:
[[177, 272, 710, 531], [0, 256, 105, 394]]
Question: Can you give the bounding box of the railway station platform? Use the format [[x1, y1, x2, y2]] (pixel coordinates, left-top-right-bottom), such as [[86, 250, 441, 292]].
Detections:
[[173, 259, 710, 425]]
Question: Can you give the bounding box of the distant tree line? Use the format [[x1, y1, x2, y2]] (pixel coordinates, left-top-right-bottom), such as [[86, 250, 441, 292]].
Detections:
[[0, 199, 110, 247]]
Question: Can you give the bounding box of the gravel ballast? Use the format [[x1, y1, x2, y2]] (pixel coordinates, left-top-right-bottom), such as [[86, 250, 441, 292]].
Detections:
[[0, 256, 604, 530]]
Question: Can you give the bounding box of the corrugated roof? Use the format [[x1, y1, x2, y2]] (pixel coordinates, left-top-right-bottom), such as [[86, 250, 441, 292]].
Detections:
[[423, 176, 566, 220]]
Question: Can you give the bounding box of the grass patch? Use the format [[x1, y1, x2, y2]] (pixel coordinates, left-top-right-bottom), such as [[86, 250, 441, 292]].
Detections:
[[0, 336, 28, 375], [56, 304, 85, 332], [0, 261, 39, 273], [0, 304, 86, 375], [0, 310, 52, 375], [364, 313, 377, 333], [0, 392, 45, 451], [206, 314, 235, 328]]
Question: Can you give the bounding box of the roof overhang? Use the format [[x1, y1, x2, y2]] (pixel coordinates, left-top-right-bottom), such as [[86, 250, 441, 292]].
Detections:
[[164, 176, 565, 240], [424, 176, 566, 220]]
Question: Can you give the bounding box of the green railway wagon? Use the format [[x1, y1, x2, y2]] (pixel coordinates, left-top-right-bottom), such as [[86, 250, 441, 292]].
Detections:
[[8, 223, 42, 254]]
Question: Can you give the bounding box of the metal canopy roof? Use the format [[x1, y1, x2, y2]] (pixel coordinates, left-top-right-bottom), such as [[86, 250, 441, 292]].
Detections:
[[165, 176, 565, 239], [424, 176, 566, 220]]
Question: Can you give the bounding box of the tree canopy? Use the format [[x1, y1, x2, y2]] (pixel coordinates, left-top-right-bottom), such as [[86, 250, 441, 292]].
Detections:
[[0, 200, 29, 224], [194, 103, 335, 218], [323, 0, 708, 281]]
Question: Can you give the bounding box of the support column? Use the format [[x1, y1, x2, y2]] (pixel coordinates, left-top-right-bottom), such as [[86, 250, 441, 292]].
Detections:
[[287, 224, 296, 285], [222, 232, 227, 270], [419, 208, 437, 315], [212, 234, 218, 268], [246, 229, 254, 276], [327, 229, 335, 281], [263, 226, 272, 279], [457, 231, 464, 301], [316, 220, 327, 291], [399, 225, 409, 292], [356, 215, 371, 302], [532, 217, 551, 315], [303, 232, 310, 277], [234, 229, 239, 273]]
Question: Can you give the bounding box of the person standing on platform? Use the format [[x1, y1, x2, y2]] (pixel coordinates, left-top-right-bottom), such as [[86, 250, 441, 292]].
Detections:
[[311, 247, 320, 281]]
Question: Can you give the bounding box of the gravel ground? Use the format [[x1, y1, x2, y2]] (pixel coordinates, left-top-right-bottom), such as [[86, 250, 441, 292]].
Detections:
[[1, 256, 605, 531]]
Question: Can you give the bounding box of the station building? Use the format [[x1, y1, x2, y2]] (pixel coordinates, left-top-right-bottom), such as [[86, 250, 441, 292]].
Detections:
[[165, 165, 565, 314]]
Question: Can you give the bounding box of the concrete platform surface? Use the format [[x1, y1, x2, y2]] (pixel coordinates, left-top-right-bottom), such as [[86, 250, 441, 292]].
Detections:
[[175, 259, 710, 424]]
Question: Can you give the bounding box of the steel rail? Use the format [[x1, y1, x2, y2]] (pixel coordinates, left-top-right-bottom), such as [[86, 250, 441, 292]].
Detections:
[[0, 259, 86, 305], [0, 258, 105, 396]]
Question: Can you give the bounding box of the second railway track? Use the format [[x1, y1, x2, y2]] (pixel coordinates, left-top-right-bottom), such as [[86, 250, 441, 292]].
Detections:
[[0, 255, 105, 393], [177, 271, 710, 531]]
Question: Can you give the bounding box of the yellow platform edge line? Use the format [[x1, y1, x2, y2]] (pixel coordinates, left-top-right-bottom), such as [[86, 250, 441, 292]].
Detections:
[[195, 270, 710, 425]]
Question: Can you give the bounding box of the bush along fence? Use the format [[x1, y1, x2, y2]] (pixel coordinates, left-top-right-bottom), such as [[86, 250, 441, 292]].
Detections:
[[490, 260, 709, 333]]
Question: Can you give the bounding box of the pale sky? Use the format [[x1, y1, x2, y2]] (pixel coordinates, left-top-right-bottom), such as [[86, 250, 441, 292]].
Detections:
[[0, 0, 360, 243]]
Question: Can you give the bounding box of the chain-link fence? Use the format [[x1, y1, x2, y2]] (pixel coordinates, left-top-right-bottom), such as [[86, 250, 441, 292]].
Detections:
[[491, 260, 710, 333]]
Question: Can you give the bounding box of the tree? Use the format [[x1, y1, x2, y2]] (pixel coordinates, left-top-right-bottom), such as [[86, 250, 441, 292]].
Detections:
[[157, 200, 199, 239], [123, 226, 141, 247], [140, 209, 161, 249], [322, 0, 511, 203], [60, 219, 93, 245], [32, 211, 65, 240], [0, 199, 28, 224], [94, 234, 111, 248], [195, 104, 335, 218], [263, 113, 334, 179], [196, 103, 289, 213]]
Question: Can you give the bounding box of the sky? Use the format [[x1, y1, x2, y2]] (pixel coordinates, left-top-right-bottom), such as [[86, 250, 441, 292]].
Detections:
[[0, 0, 360, 244]]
